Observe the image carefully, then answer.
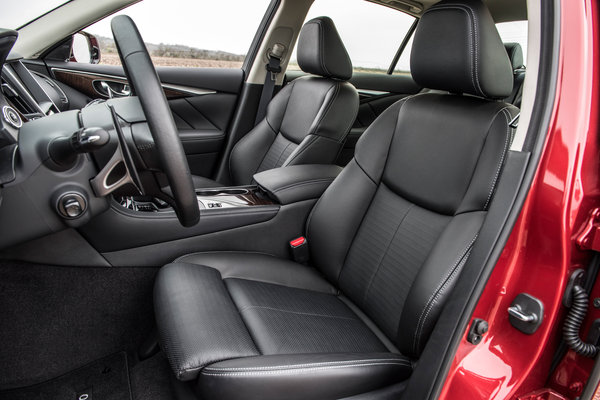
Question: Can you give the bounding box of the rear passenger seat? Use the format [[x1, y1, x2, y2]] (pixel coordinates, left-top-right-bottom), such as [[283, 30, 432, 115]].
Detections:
[[504, 42, 526, 107]]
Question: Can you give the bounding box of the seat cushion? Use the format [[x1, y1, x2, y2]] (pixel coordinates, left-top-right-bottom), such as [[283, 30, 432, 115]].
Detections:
[[225, 278, 388, 355], [176, 251, 336, 294], [155, 255, 411, 398], [197, 353, 412, 400]]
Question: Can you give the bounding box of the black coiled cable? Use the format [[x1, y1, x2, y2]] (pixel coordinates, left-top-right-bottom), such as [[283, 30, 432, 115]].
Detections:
[[563, 285, 599, 358]]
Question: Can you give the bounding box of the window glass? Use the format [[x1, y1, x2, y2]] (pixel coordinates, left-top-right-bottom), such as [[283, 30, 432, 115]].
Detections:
[[84, 0, 272, 68], [496, 21, 528, 66], [393, 32, 414, 75], [289, 0, 416, 74]]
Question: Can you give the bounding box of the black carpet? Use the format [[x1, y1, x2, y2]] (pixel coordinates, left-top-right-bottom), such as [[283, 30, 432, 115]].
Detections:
[[0, 352, 131, 400], [0, 261, 158, 390], [130, 353, 176, 400]]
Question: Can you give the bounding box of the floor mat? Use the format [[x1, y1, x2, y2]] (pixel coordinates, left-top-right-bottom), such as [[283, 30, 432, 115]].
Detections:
[[0, 352, 131, 400], [0, 261, 157, 389]]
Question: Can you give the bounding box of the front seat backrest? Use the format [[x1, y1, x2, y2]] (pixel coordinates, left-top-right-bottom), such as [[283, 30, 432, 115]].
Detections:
[[229, 17, 359, 185], [307, 0, 518, 358]]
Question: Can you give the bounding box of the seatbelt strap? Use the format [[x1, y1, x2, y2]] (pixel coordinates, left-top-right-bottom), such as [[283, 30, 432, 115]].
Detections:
[[254, 43, 285, 126]]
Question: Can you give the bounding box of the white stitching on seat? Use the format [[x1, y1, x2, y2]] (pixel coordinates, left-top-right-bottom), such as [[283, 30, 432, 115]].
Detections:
[[425, 4, 482, 96], [412, 235, 478, 354], [204, 358, 409, 372], [483, 108, 512, 209], [201, 362, 410, 377]]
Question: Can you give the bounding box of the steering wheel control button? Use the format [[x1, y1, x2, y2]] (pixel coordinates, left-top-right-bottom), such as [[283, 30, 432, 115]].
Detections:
[[2, 105, 22, 129], [57, 192, 87, 219]]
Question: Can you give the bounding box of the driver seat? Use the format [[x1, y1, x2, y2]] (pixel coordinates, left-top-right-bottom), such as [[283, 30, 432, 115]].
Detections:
[[154, 1, 517, 398], [192, 16, 359, 188]]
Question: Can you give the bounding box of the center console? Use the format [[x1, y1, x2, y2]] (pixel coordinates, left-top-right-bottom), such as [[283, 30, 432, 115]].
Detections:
[[79, 164, 343, 266]]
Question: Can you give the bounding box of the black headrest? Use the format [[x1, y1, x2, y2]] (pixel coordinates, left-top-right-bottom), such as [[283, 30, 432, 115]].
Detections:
[[410, 0, 513, 99], [504, 42, 525, 70], [297, 17, 353, 81]]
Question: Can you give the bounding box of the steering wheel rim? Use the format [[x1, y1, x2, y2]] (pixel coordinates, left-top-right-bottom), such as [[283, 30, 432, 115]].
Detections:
[[110, 15, 199, 227]]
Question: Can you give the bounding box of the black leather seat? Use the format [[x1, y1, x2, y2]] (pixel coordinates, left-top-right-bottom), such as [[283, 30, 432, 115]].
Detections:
[[504, 42, 526, 107], [154, 1, 518, 398], [192, 17, 359, 188]]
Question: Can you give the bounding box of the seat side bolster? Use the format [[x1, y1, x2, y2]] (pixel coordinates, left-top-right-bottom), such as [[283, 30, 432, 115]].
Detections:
[[397, 211, 486, 357], [154, 263, 260, 381], [198, 353, 412, 400]]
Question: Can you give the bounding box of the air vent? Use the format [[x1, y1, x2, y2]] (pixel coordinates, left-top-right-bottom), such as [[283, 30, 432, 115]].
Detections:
[[1, 79, 36, 116]]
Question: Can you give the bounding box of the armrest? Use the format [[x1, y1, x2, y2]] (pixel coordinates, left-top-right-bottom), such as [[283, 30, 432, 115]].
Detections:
[[253, 164, 343, 205]]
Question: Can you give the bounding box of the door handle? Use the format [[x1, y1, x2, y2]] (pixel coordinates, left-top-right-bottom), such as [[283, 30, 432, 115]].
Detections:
[[94, 80, 131, 98]]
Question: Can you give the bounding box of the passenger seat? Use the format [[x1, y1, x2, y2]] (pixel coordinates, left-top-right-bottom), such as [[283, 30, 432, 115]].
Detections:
[[504, 42, 526, 107]]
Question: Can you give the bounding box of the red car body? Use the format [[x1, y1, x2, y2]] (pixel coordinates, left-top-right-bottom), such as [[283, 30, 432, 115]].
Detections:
[[441, 0, 600, 398]]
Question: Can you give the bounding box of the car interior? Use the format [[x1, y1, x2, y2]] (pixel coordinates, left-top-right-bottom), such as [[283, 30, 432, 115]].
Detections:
[[0, 0, 555, 399]]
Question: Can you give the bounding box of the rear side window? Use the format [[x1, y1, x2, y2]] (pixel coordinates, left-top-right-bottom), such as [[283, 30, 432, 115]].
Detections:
[[289, 0, 416, 74], [83, 0, 272, 68], [496, 21, 528, 66]]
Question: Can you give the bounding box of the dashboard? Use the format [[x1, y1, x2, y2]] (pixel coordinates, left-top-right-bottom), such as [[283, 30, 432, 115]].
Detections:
[[0, 28, 75, 188], [1, 60, 68, 139]]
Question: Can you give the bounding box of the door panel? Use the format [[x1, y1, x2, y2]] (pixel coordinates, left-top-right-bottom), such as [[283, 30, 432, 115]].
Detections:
[[35, 61, 244, 178], [284, 70, 421, 165]]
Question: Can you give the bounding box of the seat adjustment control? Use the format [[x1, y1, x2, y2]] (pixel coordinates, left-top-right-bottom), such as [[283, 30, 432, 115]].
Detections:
[[57, 192, 87, 219]]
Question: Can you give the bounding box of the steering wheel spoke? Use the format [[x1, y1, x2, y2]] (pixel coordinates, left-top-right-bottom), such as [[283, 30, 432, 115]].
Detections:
[[110, 15, 199, 227]]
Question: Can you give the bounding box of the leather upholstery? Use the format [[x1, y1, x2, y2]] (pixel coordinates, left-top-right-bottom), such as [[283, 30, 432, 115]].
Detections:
[[253, 164, 343, 205], [410, 0, 513, 99], [154, 262, 259, 381], [297, 16, 353, 81], [504, 42, 526, 107], [197, 353, 411, 400], [154, 1, 518, 397], [308, 95, 517, 357], [194, 17, 358, 188], [176, 252, 336, 294], [505, 42, 524, 69], [228, 76, 358, 186], [191, 175, 220, 188]]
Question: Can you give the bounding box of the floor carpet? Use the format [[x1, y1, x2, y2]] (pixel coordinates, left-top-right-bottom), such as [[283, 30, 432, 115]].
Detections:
[[0, 261, 157, 389], [0, 352, 131, 400]]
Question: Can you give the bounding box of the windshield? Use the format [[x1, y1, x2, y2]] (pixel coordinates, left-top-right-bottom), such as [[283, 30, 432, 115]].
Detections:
[[0, 0, 72, 30]]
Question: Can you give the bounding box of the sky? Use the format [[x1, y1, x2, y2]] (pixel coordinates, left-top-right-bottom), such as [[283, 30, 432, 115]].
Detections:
[[1, 0, 528, 70]]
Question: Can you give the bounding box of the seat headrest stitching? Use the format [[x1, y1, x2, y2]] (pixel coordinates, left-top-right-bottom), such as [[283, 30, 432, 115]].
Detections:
[[426, 4, 483, 97], [316, 20, 331, 77]]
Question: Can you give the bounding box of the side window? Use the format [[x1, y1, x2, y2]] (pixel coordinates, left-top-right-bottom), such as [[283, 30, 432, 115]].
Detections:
[[289, 0, 416, 74], [496, 21, 528, 66], [393, 33, 414, 75], [83, 0, 272, 68]]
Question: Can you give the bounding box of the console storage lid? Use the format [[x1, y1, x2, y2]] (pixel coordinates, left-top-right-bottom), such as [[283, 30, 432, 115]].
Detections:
[[253, 164, 342, 205]]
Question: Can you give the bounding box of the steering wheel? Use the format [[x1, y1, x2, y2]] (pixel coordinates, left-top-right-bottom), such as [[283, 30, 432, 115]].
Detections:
[[110, 15, 199, 227]]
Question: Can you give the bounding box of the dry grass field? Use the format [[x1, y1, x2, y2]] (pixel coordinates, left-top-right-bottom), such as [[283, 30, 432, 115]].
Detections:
[[100, 53, 243, 68]]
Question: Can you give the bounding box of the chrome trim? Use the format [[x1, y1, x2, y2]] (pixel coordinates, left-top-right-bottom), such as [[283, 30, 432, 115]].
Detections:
[[2, 106, 23, 129]]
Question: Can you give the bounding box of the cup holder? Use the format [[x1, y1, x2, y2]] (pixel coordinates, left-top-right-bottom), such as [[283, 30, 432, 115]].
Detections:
[[196, 188, 250, 196]]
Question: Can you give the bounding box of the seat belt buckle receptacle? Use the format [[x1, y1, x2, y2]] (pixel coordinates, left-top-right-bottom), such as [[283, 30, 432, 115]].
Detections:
[[289, 236, 309, 264]]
